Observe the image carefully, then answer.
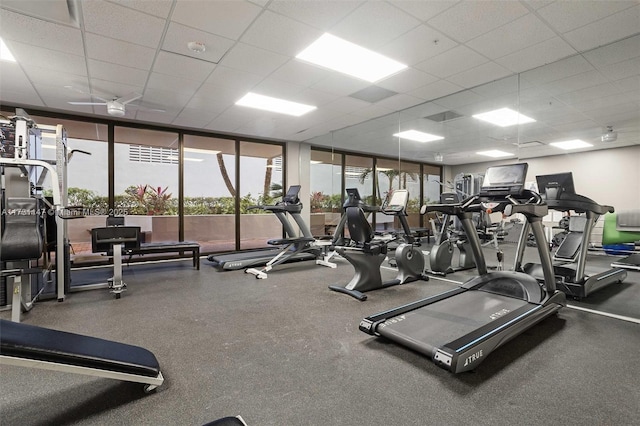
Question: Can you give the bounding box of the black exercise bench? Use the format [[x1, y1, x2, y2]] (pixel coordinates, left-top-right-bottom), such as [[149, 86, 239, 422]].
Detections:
[[0, 319, 164, 392], [130, 241, 201, 270]]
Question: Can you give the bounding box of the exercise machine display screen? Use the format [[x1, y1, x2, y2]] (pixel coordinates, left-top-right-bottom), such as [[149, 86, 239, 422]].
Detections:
[[384, 190, 408, 212], [536, 172, 575, 199], [282, 185, 301, 203], [346, 188, 361, 202], [480, 163, 528, 195]]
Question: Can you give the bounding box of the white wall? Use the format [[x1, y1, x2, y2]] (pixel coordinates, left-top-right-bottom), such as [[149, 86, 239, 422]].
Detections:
[[446, 145, 640, 211]]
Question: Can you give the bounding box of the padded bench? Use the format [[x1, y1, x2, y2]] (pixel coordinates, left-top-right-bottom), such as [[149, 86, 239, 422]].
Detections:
[[0, 319, 164, 391], [129, 241, 201, 270]]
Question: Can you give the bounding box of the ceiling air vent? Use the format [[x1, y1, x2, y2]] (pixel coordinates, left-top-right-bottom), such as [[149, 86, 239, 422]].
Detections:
[[512, 140, 545, 148], [349, 86, 398, 103], [1, 0, 80, 27], [424, 111, 463, 122]]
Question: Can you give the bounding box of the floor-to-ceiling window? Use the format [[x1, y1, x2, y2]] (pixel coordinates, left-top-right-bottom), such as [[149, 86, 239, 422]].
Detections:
[[30, 116, 108, 257], [114, 126, 179, 243], [183, 135, 236, 252], [238, 141, 284, 250], [309, 149, 342, 236]]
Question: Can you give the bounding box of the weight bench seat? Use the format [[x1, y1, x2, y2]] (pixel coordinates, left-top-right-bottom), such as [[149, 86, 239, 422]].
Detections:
[[0, 319, 163, 388], [130, 241, 200, 269]]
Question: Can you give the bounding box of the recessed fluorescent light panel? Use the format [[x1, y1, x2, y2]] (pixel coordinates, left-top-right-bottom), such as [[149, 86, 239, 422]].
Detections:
[[476, 150, 514, 158], [0, 38, 16, 62], [549, 139, 593, 150], [236, 93, 316, 116], [393, 130, 444, 143], [296, 33, 407, 83], [472, 108, 535, 127]]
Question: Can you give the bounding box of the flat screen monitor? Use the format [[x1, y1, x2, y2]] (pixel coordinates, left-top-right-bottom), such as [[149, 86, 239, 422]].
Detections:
[[536, 172, 575, 199], [282, 185, 301, 203], [480, 163, 528, 195]]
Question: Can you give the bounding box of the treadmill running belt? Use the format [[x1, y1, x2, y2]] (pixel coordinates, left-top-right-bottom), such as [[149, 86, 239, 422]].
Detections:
[[377, 291, 529, 357]]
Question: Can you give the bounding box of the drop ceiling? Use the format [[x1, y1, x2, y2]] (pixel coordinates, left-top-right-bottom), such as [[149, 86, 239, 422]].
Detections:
[[0, 0, 638, 165]]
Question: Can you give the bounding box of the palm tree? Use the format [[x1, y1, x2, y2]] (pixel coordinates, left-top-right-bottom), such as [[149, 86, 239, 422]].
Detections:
[[216, 152, 236, 197]]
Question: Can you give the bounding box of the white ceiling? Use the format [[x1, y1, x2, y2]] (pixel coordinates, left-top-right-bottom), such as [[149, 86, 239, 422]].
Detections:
[[0, 0, 638, 165]]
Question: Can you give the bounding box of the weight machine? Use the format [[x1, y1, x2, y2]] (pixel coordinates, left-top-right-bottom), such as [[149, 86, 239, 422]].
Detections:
[[1, 112, 81, 321]]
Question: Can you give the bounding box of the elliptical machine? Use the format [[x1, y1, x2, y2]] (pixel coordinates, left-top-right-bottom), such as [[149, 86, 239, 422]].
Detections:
[[329, 189, 427, 301], [427, 192, 475, 275]]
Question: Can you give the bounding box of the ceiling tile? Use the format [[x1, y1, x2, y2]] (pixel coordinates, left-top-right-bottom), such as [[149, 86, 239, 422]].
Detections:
[[0, 9, 83, 55], [557, 84, 627, 106], [446, 61, 512, 89], [219, 42, 289, 76], [521, 0, 555, 11], [251, 79, 306, 99], [171, 0, 263, 41], [415, 45, 489, 78], [520, 54, 594, 85], [23, 65, 89, 88], [269, 61, 333, 88], [0, 62, 43, 106], [427, 1, 529, 43], [153, 51, 216, 81], [162, 22, 236, 64], [135, 109, 178, 123], [408, 79, 465, 101], [240, 10, 322, 56], [9, 41, 86, 76], [88, 79, 142, 100], [562, 5, 640, 52], [311, 74, 371, 97], [536, 0, 637, 33], [375, 93, 425, 111], [185, 86, 241, 114], [88, 59, 149, 87], [105, 0, 173, 18], [391, 0, 458, 21], [599, 56, 640, 82], [85, 33, 156, 70], [582, 35, 640, 67], [376, 68, 439, 93], [378, 24, 458, 66], [542, 70, 609, 95], [495, 37, 577, 73], [203, 66, 263, 92], [82, 0, 165, 48], [267, 0, 362, 30], [172, 108, 217, 129], [466, 14, 556, 59], [141, 87, 194, 110], [146, 73, 202, 96], [330, 1, 421, 48]]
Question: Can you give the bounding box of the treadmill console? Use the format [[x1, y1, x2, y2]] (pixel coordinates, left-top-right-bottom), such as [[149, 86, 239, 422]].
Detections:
[[536, 172, 575, 200], [479, 163, 528, 197], [282, 185, 301, 204]]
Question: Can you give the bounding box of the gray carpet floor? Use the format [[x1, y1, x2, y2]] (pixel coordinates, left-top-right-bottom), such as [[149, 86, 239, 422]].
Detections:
[[1, 245, 639, 426]]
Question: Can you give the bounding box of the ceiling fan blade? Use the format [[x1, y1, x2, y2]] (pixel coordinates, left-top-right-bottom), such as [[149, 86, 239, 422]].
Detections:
[[116, 92, 143, 105], [64, 85, 110, 103], [128, 104, 166, 113], [68, 102, 107, 105]]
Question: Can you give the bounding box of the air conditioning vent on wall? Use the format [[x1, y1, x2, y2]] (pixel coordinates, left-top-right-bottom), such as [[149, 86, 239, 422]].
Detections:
[[129, 145, 178, 165]]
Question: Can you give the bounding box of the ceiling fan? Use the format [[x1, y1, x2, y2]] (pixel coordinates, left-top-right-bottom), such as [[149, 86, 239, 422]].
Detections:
[[65, 86, 164, 117]]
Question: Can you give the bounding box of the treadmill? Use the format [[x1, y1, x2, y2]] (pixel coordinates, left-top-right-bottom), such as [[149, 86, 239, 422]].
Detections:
[[207, 185, 317, 270], [515, 173, 627, 299], [360, 163, 566, 373]]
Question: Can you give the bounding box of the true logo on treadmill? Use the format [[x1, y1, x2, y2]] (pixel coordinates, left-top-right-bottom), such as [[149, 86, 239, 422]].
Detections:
[[490, 308, 510, 320], [463, 350, 483, 366], [379, 315, 405, 328]]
